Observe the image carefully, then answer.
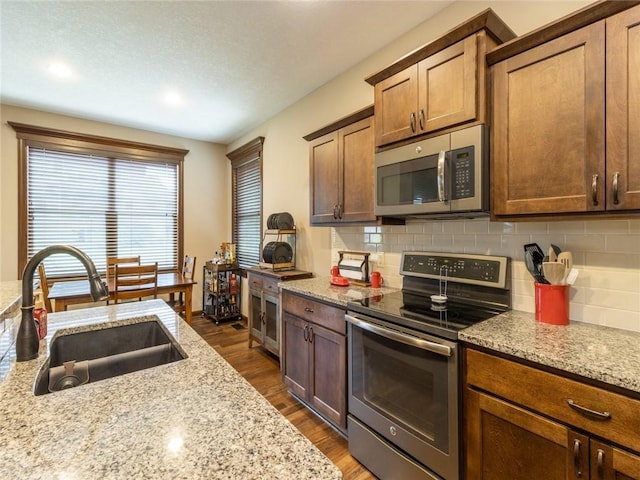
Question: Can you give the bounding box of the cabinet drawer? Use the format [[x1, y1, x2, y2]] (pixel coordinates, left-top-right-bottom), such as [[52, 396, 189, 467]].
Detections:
[[248, 273, 263, 290], [466, 348, 640, 453], [282, 291, 345, 335], [262, 277, 279, 296]]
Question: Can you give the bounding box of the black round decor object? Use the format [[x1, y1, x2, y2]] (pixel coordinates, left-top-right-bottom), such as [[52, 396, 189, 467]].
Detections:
[[263, 242, 293, 264], [275, 212, 294, 229], [266, 212, 294, 230]]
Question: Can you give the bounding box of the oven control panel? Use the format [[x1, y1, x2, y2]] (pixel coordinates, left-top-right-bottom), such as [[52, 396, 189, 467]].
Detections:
[[401, 252, 509, 289]]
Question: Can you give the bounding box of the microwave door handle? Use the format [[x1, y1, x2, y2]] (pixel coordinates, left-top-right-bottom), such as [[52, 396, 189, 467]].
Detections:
[[437, 150, 447, 203]]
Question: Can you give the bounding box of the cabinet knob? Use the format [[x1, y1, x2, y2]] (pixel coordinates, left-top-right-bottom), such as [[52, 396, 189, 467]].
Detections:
[[304, 307, 314, 313]]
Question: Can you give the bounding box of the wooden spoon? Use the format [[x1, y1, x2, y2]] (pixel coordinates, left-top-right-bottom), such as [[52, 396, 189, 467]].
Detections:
[[542, 262, 567, 285]]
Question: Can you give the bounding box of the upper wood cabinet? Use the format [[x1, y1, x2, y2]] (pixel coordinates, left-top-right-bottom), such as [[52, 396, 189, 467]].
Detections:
[[489, 2, 640, 218], [305, 106, 377, 225], [366, 9, 516, 147]]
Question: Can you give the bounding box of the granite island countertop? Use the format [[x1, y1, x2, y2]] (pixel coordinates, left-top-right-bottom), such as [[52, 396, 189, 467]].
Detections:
[[0, 299, 342, 479], [279, 276, 398, 308], [460, 309, 640, 395]]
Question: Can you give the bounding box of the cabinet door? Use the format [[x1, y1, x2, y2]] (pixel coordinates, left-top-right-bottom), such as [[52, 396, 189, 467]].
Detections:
[[492, 22, 606, 216], [465, 388, 575, 480], [339, 116, 376, 223], [308, 322, 347, 430], [263, 293, 279, 355], [374, 65, 418, 146], [249, 289, 263, 342], [282, 312, 309, 400], [419, 35, 477, 133], [309, 131, 340, 224], [590, 440, 640, 480], [606, 5, 640, 211]]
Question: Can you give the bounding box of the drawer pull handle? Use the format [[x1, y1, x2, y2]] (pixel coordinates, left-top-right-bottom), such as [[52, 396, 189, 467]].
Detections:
[[303, 325, 309, 342], [304, 307, 314, 313], [566, 399, 611, 420]]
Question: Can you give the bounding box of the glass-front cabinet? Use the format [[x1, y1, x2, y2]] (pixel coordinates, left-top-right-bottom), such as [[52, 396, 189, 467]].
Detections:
[[247, 267, 312, 358]]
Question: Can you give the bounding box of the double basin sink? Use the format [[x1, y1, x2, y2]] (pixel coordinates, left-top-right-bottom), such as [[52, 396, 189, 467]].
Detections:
[[34, 317, 187, 396]]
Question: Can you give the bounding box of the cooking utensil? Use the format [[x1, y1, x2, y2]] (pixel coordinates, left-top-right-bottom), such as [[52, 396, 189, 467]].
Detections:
[[557, 251, 573, 272], [524, 243, 545, 260], [525, 251, 549, 284], [547, 246, 557, 263], [542, 262, 566, 285], [551, 244, 562, 256]]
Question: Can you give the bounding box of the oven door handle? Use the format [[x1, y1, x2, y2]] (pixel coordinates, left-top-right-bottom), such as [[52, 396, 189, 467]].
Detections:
[[346, 314, 452, 357]]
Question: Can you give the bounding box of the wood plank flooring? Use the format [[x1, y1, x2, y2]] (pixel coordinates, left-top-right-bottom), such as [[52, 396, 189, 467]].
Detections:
[[190, 315, 376, 480]]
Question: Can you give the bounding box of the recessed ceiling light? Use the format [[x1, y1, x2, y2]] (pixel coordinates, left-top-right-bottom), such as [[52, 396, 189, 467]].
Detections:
[[163, 90, 184, 107], [46, 61, 73, 79]]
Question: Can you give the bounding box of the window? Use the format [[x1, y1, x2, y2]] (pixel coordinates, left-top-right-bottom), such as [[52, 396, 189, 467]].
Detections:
[[228, 137, 264, 269], [11, 122, 188, 278]]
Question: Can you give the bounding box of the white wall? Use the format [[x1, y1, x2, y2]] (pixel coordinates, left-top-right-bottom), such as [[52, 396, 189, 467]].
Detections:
[[228, 1, 640, 331], [0, 104, 230, 310]]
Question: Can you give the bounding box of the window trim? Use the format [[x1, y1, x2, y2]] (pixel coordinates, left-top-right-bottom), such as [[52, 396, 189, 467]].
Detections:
[[227, 137, 264, 274], [9, 121, 189, 279]]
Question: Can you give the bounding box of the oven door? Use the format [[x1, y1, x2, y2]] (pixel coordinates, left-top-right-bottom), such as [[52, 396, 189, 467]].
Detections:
[[346, 312, 459, 480], [374, 132, 451, 217]]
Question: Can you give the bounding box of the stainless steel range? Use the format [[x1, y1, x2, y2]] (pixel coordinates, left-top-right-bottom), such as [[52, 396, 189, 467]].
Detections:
[[346, 251, 511, 480]]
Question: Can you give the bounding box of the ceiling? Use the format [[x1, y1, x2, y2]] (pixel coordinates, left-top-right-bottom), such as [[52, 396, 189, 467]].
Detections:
[[0, 1, 454, 144]]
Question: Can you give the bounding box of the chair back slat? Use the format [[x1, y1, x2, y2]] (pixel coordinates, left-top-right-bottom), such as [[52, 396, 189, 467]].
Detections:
[[182, 255, 197, 280], [106, 256, 141, 283], [113, 263, 158, 303], [37, 263, 53, 312]]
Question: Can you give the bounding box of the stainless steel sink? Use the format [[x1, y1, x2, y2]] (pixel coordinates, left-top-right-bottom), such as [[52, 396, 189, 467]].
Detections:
[[34, 318, 187, 395]]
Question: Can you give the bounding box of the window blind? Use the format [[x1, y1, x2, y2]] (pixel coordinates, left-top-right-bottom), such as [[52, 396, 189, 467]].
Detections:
[[232, 158, 262, 269], [27, 147, 179, 277]]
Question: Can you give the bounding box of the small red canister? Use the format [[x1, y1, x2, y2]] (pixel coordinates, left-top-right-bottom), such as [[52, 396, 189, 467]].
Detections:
[[371, 272, 384, 288], [34, 307, 48, 340], [534, 283, 569, 325]]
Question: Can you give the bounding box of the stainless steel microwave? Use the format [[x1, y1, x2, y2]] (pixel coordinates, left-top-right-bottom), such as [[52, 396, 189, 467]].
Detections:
[[375, 124, 489, 218]]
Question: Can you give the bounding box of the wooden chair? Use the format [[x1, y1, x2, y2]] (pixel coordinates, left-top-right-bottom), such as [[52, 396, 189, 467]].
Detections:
[[113, 263, 158, 304], [106, 256, 140, 304], [37, 263, 53, 312], [172, 255, 196, 316], [106, 256, 141, 283]]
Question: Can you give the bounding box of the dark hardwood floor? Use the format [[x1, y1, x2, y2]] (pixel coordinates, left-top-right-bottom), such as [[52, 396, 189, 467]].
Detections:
[[190, 315, 376, 480]]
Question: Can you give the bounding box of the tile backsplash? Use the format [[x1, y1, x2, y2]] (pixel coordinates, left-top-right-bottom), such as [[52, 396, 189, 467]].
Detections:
[[332, 218, 640, 332]]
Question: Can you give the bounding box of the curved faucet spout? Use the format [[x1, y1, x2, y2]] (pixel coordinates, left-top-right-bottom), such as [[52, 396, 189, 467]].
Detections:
[[17, 245, 109, 362]]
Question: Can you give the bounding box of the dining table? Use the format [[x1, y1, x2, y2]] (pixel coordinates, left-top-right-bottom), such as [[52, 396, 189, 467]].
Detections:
[[47, 272, 197, 324]]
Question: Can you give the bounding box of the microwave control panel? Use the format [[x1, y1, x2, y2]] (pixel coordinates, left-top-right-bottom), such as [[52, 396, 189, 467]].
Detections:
[[450, 145, 475, 200]]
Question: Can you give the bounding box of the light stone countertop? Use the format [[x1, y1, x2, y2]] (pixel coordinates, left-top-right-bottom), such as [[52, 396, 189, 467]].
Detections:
[[0, 299, 342, 480], [460, 309, 640, 394], [283, 278, 640, 396], [0, 280, 22, 319], [279, 276, 399, 308]]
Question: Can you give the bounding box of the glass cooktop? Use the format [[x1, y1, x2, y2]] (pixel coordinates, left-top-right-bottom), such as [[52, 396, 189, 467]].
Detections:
[[347, 290, 506, 341]]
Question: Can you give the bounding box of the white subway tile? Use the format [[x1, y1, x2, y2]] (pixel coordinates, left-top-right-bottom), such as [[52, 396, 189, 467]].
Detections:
[[404, 223, 425, 234], [515, 222, 549, 234], [452, 234, 476, 249], [412, 234, 433, 248], [443, 221, 465, 234], [606, 234, 640, 253], [584, 251, 640, 269], [488, 221, 516, 234], [465, 218, 490, 233], [564, 234, 606, 252], [585, 219, 631, 234]]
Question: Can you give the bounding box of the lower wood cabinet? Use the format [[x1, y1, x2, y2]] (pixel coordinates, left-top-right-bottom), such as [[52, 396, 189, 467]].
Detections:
[[464, 347, 640, 479], [281, 291, 347, 434], [247, 268, 312, 357]]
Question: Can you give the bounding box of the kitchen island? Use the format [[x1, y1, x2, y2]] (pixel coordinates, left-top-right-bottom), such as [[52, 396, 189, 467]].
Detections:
[[0, 299, 342, 479]]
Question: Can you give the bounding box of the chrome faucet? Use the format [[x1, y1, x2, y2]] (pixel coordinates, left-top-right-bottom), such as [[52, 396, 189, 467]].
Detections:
[[17, 245, 109, 362]]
